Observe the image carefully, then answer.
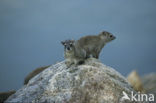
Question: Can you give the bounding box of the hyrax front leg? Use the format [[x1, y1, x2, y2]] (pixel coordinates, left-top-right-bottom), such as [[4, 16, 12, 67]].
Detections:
[[73, 58, 85, 66], [92, 53, 99, 59], [94, 51, 100, 59], [91, 49, 100, 59], [65, 59, 74, 68]]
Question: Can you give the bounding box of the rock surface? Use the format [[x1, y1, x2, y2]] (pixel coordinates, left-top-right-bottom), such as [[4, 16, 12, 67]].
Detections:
[[6, 58, 145, 103], [0, 90, 16, 103]]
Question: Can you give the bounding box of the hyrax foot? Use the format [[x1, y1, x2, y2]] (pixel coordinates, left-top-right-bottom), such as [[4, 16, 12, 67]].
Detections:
[[78, 60, 85, 65], [65, 59, 74, 68]]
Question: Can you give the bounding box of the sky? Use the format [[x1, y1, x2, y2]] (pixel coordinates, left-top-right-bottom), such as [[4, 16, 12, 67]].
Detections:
[[0, 0, 156, 91]]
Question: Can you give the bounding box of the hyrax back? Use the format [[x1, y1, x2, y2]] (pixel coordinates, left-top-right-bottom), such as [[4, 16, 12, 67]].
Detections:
[[76, 31, 116, 58], [61, 40, 86, 67], [0, 90, 15, 103], [24, 65, 50, 85]]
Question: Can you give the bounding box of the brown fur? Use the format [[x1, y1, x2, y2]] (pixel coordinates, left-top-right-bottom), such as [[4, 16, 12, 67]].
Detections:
[[0, 90, 15, 103], [0, 66, 50, 102], [62, 40, 86, 67], [61, 31, 115, 67], [76, 31, 115, 58], [127, 70, 145, 93], [24, 65, 50, 84]]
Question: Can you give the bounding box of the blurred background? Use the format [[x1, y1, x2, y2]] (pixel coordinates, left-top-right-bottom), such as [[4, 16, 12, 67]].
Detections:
[[0, 0, 156, 91]]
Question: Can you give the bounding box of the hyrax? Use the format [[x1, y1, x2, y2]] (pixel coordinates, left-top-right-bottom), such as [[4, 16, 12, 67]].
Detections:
[[0, 90, 16, 103], [24, 65, 50, 85], [76, 31, 116, 58], [61, 39, 86, 67]]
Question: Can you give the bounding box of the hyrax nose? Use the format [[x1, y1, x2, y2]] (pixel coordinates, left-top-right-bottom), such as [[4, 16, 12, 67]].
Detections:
[[67, 47, 70, 50], [110, 35, 116, 39]]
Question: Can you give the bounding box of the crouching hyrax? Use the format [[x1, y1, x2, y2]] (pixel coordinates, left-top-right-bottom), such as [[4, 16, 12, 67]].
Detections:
[[61, 31, 115, 67], [61, 40, 86, 67], [76, 31, 116, 58]]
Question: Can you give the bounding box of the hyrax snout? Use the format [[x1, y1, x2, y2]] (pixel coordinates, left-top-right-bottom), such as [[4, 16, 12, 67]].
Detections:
[[61, 39, 75, 52], [98, 31, 116, 43]]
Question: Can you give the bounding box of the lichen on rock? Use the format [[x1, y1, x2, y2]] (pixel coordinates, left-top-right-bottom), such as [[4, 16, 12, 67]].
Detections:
[[5, 58, 144, 103]]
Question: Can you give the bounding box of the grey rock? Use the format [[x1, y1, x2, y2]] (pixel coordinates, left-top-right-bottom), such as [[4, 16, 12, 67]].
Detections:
[[5, 58, 145, 103]]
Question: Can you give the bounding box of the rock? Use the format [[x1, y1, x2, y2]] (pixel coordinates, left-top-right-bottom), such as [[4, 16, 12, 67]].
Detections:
[[141, 73, 156, 96], [127, 70, 145, 93], [0, 90, 16, 103], [24, 65, 50, 85], [5, 58, 144, 103]]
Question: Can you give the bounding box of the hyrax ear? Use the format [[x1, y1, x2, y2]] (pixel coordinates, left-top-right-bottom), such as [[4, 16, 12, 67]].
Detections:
[[61, 41, 65, 45], [102, 31, 107, 35]]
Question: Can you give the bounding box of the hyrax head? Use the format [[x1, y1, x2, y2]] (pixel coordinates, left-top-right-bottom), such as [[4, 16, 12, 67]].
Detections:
[[98, 31, 116, 43], [61, 39, 75, 52]]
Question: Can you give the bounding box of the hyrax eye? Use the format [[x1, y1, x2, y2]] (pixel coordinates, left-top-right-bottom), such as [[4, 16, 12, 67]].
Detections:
[[110, 35, 113, 37]]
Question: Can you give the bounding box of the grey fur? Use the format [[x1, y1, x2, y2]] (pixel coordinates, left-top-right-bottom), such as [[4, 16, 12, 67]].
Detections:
[[76, 31, 116, 58], [61, 40, 86, 67]]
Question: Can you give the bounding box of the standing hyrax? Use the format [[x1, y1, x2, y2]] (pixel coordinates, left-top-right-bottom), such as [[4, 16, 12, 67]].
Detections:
[[76, 31, 116, 58], [61, 40, 86, 67]]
